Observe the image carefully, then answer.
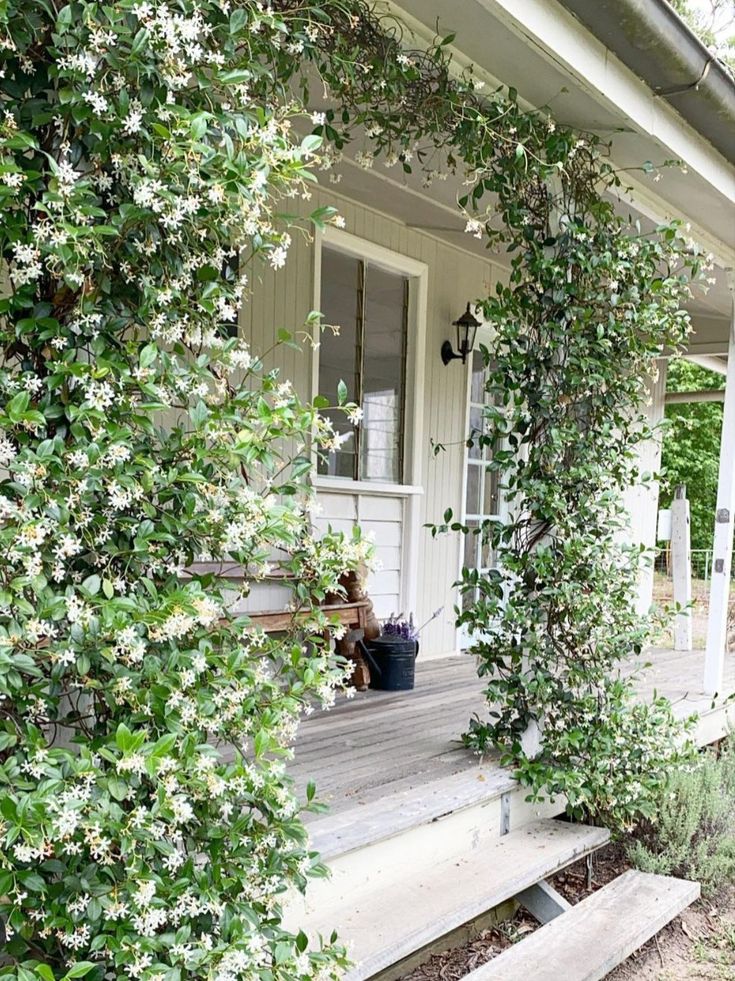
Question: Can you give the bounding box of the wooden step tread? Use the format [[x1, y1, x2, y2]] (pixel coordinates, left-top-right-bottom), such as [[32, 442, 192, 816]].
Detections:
[[314, 819, 609, 980], [467, 869, 700, 981], [308, 762, 516, 860]]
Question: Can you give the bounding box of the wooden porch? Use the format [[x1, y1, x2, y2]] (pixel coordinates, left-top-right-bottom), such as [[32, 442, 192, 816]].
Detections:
[[291, 645, 735, 821], [287, 647, 735, 979]]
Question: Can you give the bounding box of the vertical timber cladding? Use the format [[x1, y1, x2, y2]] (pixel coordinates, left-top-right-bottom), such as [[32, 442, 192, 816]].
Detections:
[[313, 492, 403, 620], [240, 187, 498, 657]]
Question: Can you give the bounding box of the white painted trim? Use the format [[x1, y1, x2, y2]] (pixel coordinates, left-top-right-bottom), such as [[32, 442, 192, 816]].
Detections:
[[313, 227, 429, 617], [684, 342, 732, 357], [670, 491, 693, 651], [456, 333, 474, 652], [310, 228, 323, 404], [686, 354, 729, 376], [387, 1, 735, 270], [322, 225, 428, 279], [473, 0, 735, 201], [613, 173, 735, 273], [314, 477, 423, 497], [703, 282, 735, 695], [402, 246, 428, 620], [457, 322, 496, 650]]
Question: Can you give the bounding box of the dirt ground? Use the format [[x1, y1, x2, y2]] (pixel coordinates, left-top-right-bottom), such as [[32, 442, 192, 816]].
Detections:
[[400, 844, 735, 981]]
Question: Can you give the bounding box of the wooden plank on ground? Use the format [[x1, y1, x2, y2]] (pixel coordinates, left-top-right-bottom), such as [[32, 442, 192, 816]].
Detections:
[[468, 869, 699, 981]]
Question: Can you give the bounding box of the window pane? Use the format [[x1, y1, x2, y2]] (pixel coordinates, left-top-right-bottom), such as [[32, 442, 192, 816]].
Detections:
[[481, 528, 495, 570], [468, 407, 483, 460], [465, 463, 481, 516], [484, 467, 500, 515], [470, 349, 486, 403], [463, 520, 480, 571], [317, 248, 361, 477], [320, 410, 357, 478], [361, 265, 407, 483]]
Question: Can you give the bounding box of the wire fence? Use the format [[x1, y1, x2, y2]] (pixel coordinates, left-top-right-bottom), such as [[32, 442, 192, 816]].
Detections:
[[655, 547, 735, 585]]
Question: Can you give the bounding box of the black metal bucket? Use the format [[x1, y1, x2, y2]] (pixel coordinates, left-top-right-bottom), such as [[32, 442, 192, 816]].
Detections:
[[358, 637, 418, 691]]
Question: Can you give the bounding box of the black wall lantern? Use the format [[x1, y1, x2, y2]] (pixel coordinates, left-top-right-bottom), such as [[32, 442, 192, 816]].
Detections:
[[441, 303, 481, 366]]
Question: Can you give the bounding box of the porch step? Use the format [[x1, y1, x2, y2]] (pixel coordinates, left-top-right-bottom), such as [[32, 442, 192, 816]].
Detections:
[[466, 869, 700, 981], [307, 762, 517, 861], [305, 819, 609, 980]]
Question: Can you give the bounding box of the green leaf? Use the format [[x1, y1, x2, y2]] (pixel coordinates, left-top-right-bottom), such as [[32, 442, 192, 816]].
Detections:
[[64, 963, 97, 979], [6, 391, 30, 422], [140, 343, 157, 368], [115, 723, 133, 752], [230, 8, 248, 32], [301, 133, 322, 154], [190, 114, 209, 139], [82, 574, 101, 596], [108, 777, 128, 801], [57, 4, 73, 32]]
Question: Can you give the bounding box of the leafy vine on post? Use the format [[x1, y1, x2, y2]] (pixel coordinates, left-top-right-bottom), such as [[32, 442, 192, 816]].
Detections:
[[456, 166, 706, 828]]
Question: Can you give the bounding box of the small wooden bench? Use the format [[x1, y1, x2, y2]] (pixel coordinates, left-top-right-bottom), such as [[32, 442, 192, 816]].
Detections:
[[245, 600, 371, 634], [247, 594, 376, 690], [187, 562, 379, 688]]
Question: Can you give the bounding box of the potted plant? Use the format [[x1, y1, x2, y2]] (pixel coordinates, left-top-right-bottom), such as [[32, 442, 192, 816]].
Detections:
[[357, 609, 442, 691]]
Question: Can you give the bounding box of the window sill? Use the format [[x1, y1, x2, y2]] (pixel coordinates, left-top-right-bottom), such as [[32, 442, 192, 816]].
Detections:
[[313, 476, 424, 497]]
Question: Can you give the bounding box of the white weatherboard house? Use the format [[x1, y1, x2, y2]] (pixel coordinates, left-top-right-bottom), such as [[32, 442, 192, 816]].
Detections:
[[247, 2, 735, 978]]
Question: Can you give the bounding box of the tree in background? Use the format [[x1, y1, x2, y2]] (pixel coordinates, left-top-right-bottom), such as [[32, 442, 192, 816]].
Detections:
[[661, 360, 724, 554], [669, 0, 735, 70]]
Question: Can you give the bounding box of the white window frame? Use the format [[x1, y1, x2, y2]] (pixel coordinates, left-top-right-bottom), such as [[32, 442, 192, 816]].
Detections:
[[311, 226, 428, 617], [458, 321, 506, 649]]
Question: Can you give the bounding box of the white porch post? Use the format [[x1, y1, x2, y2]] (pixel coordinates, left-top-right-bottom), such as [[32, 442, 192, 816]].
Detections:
[[670, 485, 692, 652], [703, 283, 735, 696]]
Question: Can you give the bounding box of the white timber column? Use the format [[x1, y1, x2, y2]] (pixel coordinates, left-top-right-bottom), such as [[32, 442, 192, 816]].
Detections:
[[670, 484, 693, 652], [703, 278, 735, 696]]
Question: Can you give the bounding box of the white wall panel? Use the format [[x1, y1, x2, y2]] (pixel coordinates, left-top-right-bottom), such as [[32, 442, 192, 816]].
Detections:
[[622, 359, 668, 614]]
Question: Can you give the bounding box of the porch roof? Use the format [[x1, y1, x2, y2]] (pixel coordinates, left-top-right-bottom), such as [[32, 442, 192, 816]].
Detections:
[[316, 1, 734, 344], [392, 0, 734, 260]]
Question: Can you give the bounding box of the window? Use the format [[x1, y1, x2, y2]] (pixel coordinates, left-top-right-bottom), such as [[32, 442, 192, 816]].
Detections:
[[318, 245, 409, 483], [220, 252, 240, 339]]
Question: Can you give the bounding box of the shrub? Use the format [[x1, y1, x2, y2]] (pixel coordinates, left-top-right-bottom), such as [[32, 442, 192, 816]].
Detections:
[[628, 740, 735, 896]]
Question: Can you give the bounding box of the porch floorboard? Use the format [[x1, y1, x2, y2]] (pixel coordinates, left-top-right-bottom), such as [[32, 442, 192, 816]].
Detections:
[[290, 646, 735, 819]]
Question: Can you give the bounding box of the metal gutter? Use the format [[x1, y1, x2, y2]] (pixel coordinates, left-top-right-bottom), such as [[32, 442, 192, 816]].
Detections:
[[555, 0, 735, 163]]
